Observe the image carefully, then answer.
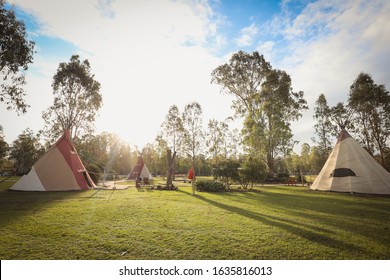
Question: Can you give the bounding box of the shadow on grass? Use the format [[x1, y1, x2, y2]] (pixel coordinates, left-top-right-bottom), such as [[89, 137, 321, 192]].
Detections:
[[178, 189, 366, 254], [0, 187, 114, 227], [233, 186, 390, 219], [200, 187, 390, 244]]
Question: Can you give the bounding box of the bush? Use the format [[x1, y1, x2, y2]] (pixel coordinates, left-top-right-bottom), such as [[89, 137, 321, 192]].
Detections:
[[277, 173, 290, 182], [212, 159, 240, 189], [195, 180, 226, 192], [239, 157, 267, 189]]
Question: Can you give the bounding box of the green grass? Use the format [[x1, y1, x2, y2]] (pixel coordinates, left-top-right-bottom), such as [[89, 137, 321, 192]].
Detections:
[[0, 177, 389, 260]]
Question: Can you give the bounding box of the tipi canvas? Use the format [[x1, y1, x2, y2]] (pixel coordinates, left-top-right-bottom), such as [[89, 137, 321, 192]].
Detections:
[[11, 130, 95, 191], [126, 155, 153, 181], [310, 129, 390, 194]]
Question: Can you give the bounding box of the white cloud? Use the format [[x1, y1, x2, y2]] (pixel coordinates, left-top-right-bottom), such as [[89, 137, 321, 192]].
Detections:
[[279, 0, 390, 147], [236, 22, 258, 47], [256, 40, 275, 62], [2, 0, 234, 148], [3, 0, 389, 155]]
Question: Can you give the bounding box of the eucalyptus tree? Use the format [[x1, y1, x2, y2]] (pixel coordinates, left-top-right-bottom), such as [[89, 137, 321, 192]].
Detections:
[[348, 72, 390, 167], [42, 55, 102, 141], [0, 0, 35, 114], [206, 119, 228, 162], [160, 104, 184, 153], [158, 104, 184, 186], [211, 51, 307, 174], [312, 94, 336, 167], [313, 94, 333, 153], [182, 101, 204, 194]]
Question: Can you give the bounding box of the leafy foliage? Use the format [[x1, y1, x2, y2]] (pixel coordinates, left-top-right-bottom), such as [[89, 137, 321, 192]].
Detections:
[[0, 0, 35, 114], [76, 132, 133, 177], [8, 128, 44, 175], [348, 72, 390, 168], [159, 104, 184, 152], [42, 55, 102, 141], [211, 51, 307, 174], [195, 180, 226, 192], [239, 157, 267, 189], [212, 158, 240, 189], [182, 101, 204, 194], [0, 133, 9, 172], [313, 94, 334, 156]]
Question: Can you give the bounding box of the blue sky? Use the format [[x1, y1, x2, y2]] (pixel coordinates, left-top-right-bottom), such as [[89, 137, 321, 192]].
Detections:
[[1, 0, 390, 153]]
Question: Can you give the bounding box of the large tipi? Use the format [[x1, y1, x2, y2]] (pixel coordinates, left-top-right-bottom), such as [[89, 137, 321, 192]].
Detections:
[[310, 129, 390, 194], [126, 155, 153, 181], [11, 130, 95, 191]]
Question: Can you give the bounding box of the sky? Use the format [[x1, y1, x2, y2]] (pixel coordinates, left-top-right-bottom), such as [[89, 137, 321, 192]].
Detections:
[[1, 0, 389, 153]]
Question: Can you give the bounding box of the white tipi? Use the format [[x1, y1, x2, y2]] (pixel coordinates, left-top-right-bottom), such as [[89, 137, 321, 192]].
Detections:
[[310, 129, 390, 194]]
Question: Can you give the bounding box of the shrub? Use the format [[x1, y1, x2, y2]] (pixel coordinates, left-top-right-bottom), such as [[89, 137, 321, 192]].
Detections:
[[212, 159, 240, 190], [239, 157, 267, 189], [195, 180, 226, 192], [277, 173, 290, 182]]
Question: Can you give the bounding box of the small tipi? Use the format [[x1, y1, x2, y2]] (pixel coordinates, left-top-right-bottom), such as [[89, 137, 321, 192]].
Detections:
[[126, 155, 153, 181], [11, 130, 95, 191], [310, 129, 390, 194]]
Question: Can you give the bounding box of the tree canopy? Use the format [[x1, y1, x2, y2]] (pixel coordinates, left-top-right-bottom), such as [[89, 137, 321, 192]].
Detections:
[[348, 72, 390, 168], [0, 0, 35, 114], [42, 55, 102, 141], [211, 51, 307, 174]]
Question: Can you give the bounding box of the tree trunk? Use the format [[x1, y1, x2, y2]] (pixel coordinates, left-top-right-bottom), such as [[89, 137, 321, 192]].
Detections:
[[191, 159, 196, 195], [166, 149, 176, 189]]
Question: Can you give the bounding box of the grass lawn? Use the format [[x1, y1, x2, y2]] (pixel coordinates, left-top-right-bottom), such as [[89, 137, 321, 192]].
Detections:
[[0, 177, 389, 260]]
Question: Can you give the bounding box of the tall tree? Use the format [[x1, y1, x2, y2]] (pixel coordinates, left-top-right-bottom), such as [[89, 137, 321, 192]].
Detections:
[[182, 101, 203, 194], [159, 105, 184, 153], [0, 0, 35, 114], [205, 119, 228, 163], [348, 72, 390, 167], [158, 104, 184, 185], [211, 51, 307, 174], [313, 94, 333, 154], [313, 94, 335, 167], [42, 55, 102, 141]]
